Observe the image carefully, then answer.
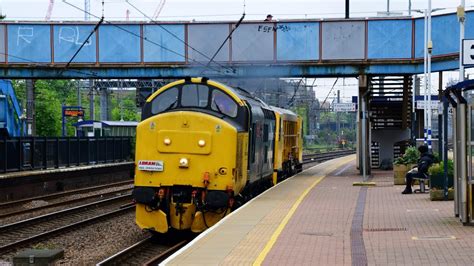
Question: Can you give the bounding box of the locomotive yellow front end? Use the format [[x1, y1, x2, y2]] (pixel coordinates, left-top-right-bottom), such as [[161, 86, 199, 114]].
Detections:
[[133, 78, 249, 233]]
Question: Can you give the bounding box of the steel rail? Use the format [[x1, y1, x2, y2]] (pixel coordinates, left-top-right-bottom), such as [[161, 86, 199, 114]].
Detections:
[[0, 194, 133, 254], [0, 194, 132, 231], [0, 180, 133, 210], [96, 237, 152, 265], [0, 188, 132, 219], [144, 240, 188, 266], [303, 149, 355, 164], [0, 205, 134, 254], [97, 238, 187, 266]]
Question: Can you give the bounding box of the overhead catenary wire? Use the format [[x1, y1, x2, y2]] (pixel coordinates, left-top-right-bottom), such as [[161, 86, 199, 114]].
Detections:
[[125, 0, 235, 74], [320, 78, 339, 109], [1, 52, 98, 78], [286, 78, 304, 107], [61, 0, 105, 77], [200, 12, 245, 75], [6, 5, 465, 21], [62, 0, 227, 76], [60, 18, 104, 76]]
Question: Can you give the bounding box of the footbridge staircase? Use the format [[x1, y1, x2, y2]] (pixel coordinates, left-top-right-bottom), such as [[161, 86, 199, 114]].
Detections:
[[0, 80, 25, 137]]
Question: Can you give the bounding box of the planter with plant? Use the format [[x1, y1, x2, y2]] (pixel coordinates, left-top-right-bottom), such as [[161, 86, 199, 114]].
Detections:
[[428, 159, 454, 200], [393, 146, 419, 185]]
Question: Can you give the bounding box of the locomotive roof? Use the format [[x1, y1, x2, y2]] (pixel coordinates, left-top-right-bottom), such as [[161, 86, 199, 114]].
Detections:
[[148, 78, 297, 118], [269, 106, 299, 121]]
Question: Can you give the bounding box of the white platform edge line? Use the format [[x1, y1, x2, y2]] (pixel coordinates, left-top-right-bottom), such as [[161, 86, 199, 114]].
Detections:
[[160, 156, 349, 266], [334, 163, 353, 176]]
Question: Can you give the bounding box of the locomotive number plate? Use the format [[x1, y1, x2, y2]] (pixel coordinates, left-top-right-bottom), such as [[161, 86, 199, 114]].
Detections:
[[138, 160, 164, 171]]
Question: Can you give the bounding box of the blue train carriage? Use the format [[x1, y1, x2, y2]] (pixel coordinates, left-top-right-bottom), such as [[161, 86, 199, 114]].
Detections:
[[133, 77, 303, 234]]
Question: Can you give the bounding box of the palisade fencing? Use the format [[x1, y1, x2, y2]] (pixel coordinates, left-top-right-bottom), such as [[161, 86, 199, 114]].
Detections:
[[0, 137, 133, 173]]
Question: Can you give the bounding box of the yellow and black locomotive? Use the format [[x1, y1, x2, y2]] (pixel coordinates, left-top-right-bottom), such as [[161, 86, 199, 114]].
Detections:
[[133, 77, 302, 233]]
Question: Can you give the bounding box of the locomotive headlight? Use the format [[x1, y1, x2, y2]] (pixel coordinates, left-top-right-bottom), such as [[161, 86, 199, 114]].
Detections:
[[164, 138, 171, 145], [179, 158, 189, 168], [198, 140, 206, 147]]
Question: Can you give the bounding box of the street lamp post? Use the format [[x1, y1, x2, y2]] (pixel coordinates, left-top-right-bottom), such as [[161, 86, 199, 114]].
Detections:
[[428, 0, 433, 151], [413, 6, 443, 150], [459, 0, 465, 82], [424, 9, 428, 146]]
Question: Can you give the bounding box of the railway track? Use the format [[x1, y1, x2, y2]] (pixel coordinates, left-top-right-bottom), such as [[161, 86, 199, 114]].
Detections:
[[0, 180, 133, 212], [0, 187, 132, 220], [97, 237, 188, 266], [0, 194, 134, 254], [303, 149, 355, 164]]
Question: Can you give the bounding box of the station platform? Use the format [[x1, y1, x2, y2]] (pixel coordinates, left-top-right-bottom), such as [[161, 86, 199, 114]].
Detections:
[[162, 155, 474, 265], [0, 162, 133, 201]]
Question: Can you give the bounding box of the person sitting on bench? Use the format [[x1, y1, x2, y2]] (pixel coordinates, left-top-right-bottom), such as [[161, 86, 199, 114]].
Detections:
[[402, 145, 434, 194]]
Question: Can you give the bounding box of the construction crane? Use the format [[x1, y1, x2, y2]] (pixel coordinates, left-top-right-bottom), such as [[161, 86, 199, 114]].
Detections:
[[45, 0, 54, 21], [152, 0, 166, 20]]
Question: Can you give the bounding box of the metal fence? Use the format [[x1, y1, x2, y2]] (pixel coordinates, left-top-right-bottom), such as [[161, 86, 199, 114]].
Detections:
[[0, 136, 133, 173]]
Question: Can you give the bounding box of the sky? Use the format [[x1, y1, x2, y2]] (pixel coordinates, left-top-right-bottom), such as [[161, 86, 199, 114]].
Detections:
[[0, 0, 472, 21], [0, 0, 472, 102]]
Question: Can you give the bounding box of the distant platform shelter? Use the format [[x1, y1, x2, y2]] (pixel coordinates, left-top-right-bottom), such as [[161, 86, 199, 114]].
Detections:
[[73, 120, 138, 137]]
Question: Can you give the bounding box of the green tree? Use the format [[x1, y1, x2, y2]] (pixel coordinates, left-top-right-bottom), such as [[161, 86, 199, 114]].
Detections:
[[111, 91, 140, 121], [11, 79, 142, 136], [35, 84, 62, 136], [11, 80, 26, 106]]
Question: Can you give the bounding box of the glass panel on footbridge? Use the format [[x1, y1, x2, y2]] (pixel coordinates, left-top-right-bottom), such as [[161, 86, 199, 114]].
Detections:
[[321, 21, 365, 60], [368, 20, 412, 59], [8, 24, 51, 63], [276, 22, 319, 61], [54, 25, 97, 63], [143, 25, 185, 62], [232, 24, 274, 61], [187, 24, 229, 62], [98, 25, 141, 63]]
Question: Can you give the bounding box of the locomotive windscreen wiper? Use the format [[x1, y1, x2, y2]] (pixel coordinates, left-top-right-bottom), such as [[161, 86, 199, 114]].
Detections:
[[213, 99, 222, 113], [163, 100, 178, 112]]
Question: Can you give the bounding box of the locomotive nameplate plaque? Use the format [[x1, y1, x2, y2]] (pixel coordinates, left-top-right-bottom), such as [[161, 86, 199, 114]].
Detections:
[[138, 160, 164, 171]]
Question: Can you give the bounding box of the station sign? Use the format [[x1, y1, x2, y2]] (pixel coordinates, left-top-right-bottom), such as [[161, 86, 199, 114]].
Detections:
[[416, 101, 442, 110], [63, 107, 84, 117], [462, 39, 474, 66], [333, 103, 356, 112]]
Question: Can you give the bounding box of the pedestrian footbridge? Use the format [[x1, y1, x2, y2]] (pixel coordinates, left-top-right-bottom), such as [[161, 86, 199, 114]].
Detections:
[[0, 11, 473, 78]]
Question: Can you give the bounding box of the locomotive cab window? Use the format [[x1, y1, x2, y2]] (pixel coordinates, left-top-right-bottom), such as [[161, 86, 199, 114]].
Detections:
[[147, 83, 241, 123], [151, 87, 179, 114], [181, 84, 209, 107], [211, 90, 238, 117]]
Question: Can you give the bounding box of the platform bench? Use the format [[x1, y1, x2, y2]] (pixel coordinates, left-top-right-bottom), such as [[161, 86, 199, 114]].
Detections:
[[413, 176, 429, 193]]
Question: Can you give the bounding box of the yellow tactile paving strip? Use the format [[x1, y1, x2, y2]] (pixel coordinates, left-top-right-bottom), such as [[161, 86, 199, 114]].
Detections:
[[260, 160, 359, 265], [164, 155, 355, 265]]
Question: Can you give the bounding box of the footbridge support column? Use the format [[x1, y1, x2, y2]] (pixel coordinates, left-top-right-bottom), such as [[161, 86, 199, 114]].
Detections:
[[357, 75, 371, 176], [26, 79, 36, 136], [99, 88, 111, 121]]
